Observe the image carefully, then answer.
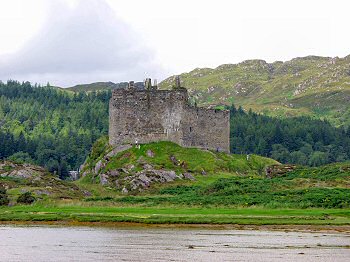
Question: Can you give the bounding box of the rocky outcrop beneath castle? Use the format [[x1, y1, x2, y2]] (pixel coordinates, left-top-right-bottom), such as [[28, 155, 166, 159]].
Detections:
[[81, 144, 198, 193], [89, 157, 196, 193], [80, 136, 281, 194]]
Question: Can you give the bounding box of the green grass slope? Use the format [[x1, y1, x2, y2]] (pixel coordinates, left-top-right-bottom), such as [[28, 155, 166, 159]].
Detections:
[[84, 162, 350, 209], [1, 141, 350, 225], [77, 138, 350, 209], [78, 138, 277, 182], [160, 55, 350, 126]]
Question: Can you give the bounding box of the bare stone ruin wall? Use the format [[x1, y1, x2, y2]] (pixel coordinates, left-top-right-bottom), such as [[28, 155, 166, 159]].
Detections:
[[109, 87, 230, 153], [182, 107, 230, 152]]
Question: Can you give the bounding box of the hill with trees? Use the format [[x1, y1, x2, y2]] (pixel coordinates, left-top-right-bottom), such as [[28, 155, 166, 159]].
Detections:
[[1, 80, 350, 179], [229, 105, 350, 166], [0, 80, 110, 178]]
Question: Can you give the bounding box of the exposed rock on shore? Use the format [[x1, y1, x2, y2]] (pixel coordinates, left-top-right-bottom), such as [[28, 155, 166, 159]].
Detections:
[[0, 160, 85, 200]]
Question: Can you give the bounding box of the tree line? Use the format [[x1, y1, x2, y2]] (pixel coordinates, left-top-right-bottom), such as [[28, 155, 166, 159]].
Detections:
[[229, 105, 350, 166]]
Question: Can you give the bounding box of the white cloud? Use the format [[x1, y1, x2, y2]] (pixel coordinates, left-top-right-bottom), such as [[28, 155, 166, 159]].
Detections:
[[108, 0, 350, 74], [0, 0, 163, 87], [0, 0, 350, 86]]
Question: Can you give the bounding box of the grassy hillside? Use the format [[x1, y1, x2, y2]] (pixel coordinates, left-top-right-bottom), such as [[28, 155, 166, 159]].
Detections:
[[160, 55, 350, 126], [1, 141, 349, 225], [76, 138, 350, 209], [78, 138, 278, 194], [82, 139, 277, 177]]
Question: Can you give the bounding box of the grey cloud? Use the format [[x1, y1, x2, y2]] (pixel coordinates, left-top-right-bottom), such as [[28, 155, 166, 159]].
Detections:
[[0, 0, 163, 86]]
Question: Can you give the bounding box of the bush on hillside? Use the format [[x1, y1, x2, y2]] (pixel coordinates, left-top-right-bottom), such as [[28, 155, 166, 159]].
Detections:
[[0, 186, 10, 206], [17, 192, 36, 204]]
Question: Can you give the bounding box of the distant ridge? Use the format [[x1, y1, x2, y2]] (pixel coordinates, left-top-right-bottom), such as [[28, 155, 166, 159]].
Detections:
[[66, 81, 144, 92], [159, 55, 350, 126], [65, 54, 350, 126]]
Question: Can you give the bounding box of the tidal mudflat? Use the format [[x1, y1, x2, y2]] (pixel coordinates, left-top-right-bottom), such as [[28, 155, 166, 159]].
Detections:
[[0, 225, 349, 261]]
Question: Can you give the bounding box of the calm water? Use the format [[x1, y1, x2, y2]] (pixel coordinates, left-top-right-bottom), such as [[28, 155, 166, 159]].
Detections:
[[0, 225, 349, 262]]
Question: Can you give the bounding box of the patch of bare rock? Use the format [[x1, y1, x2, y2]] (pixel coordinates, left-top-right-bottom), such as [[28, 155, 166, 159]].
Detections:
[[82, 149, 197, 193]]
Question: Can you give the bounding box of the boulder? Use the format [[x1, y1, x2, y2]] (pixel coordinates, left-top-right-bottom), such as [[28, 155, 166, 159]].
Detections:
[[100, 173, 109, 185], [120, 169, 180, 192], [265, 164, 296, 178], [170, 155, 179, 165], [125, 164, 135, 171], [183, 173, 196, 181], [109, 170, 119, 177], [94, 160, 104, 175], [34, 189, 51, 196], [143, 163, 153, 170], [8, 169, 33, 179], [146, 150, 155, 158], [154, 170, 177, 182]]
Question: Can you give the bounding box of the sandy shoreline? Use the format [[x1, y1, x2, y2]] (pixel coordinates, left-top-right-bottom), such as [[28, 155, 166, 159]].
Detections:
[[1, 220, 350, 234]]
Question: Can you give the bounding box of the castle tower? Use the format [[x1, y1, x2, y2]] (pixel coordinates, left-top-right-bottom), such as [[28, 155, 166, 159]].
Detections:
[[109, 77, 230, 153]]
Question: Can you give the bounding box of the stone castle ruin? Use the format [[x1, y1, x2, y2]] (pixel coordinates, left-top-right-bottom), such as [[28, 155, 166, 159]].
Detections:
[[109, 77, 230, 152]]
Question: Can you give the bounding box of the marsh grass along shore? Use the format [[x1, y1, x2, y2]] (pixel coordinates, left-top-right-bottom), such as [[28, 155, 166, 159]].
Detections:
[[1, 205, 350, 231]]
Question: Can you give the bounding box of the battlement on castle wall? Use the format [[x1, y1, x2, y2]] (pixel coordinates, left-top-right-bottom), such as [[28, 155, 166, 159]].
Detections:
[[109, 78, 230, 153], [111, 88, 188, 107]]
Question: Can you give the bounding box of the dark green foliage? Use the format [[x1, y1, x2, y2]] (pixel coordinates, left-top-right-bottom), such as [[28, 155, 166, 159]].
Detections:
[[7, 151, 34, 164], [98, 164, 350, 208], [229, 104, 350, 166], [17, 192, 36, 204], [0, 80, 110, 178], [0, 186, 9, 206]]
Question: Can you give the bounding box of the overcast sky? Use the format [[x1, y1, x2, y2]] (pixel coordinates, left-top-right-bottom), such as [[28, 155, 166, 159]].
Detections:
[[0, 0, 349, 87]]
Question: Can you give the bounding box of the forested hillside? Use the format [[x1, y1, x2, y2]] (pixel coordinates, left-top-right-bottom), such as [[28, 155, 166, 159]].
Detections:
[[0, 80, 110, 178], [229, 105, 350, 166], [1, 80, 350, 179]]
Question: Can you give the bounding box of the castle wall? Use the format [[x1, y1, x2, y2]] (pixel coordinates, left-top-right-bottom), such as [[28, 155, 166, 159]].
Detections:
[[109, 87, 230, 153], [182, 107, 230, 152], [109, 88, 188, 146]]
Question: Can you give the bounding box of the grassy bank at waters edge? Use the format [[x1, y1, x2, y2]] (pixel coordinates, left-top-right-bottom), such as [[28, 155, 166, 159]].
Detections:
[[1, 205, 350, 226]]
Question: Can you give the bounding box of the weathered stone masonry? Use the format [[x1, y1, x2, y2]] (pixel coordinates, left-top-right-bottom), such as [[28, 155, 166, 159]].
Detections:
[[109, 78, 230, 153]]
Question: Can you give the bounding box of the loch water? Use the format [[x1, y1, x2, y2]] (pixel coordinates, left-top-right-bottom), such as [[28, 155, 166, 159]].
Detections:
[[0, 225, 349, 261]]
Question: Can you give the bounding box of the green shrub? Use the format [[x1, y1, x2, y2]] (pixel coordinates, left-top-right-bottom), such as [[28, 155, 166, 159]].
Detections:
[[0, 186, 9, 206], [17, 192, 36, 204]]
